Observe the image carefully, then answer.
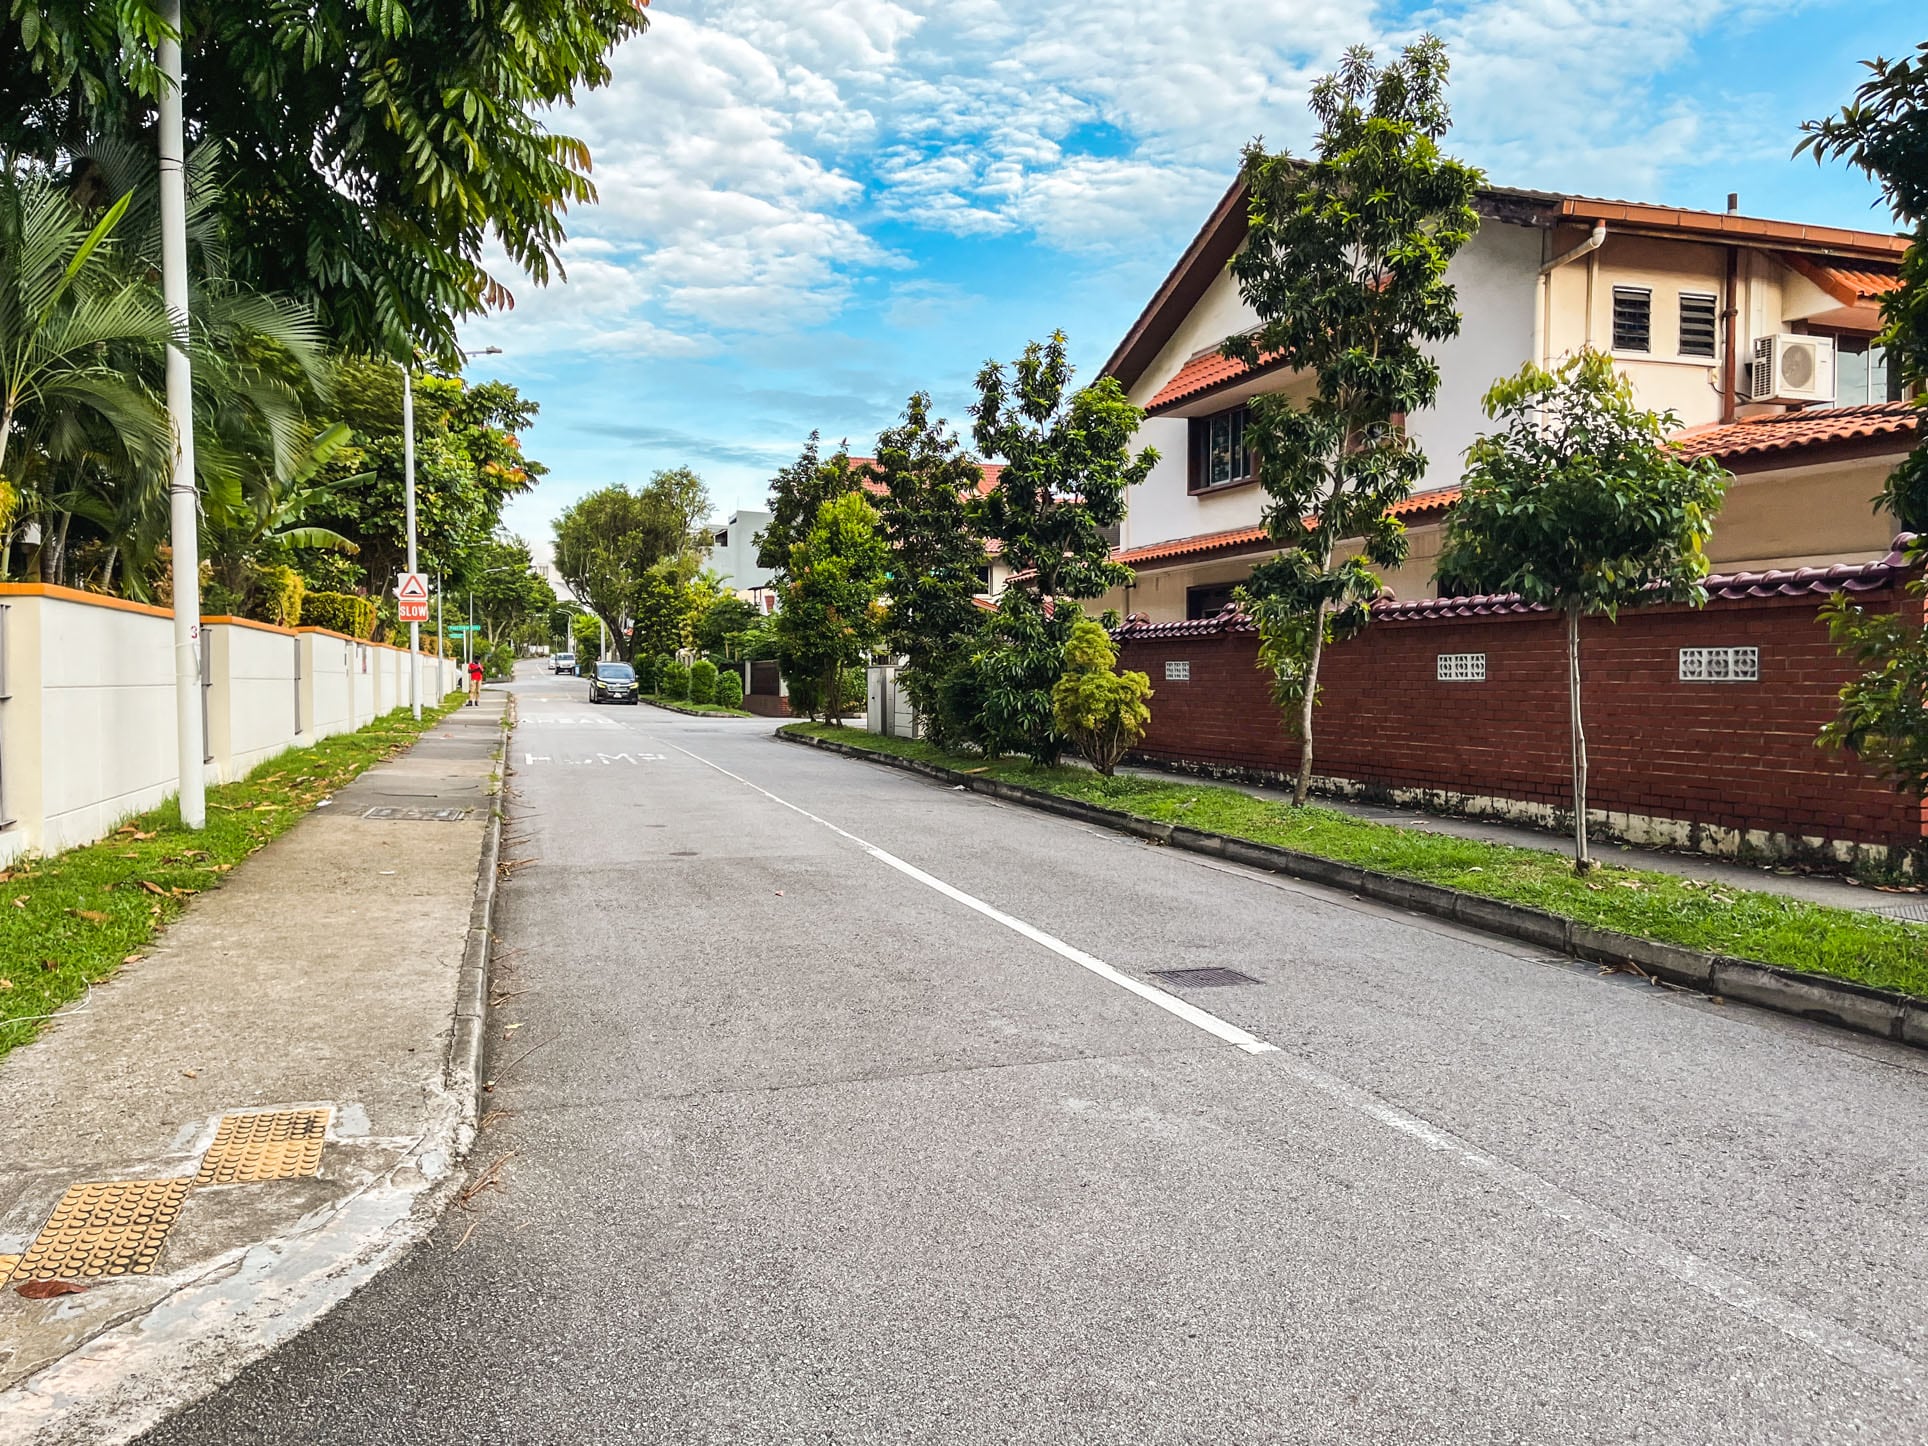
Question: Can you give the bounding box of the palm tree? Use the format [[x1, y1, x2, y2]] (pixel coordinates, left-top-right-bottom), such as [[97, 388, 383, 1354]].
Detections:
[[0, 171, 176, 577]]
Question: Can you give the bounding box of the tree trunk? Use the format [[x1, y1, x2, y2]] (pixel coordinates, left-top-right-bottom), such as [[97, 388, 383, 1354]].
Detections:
[[48, 510, 72, 587], [1567, 602, 1591, 873], [1292, 598, 1330, 807], [99, 543, 117, 592]]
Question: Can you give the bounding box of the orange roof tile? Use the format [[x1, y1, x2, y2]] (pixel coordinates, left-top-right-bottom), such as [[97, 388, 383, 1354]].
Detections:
[[1777, 252, 1899, 309], [1145, 345, 1289, 413], [851, 457, 1003, 498], [1052, 488, 1464, 574], [1671, 402, 1921, 464]]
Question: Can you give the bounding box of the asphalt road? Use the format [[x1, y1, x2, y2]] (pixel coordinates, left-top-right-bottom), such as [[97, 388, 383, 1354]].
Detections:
[[144, 672, 1928, 1444]]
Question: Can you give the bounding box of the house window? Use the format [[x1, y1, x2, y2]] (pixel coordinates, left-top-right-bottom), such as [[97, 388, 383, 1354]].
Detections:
[[1836, 340, 1901, 406], [1436, 653, 1487, 682], [1186, 583, 1238, 620], [1679, 647, 1759, 683], [1678, 292, 1718, 359], [1164, 660, 1191, 682], [1612, 287, 1652, 353], [1189, 405, 1254, 491]]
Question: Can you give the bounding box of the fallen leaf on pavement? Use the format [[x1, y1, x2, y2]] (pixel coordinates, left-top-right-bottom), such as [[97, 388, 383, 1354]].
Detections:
[[181, 1069, 198, 1079], [17, 1280, 86, 1298], [122, 955, 143, 965], [774, 890, 784, 896]]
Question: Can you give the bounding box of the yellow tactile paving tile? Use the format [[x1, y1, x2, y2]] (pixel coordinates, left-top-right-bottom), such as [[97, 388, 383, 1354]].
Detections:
[[0, 1253, 19, 1279], [194, 1107, 331, 1186], [9, 1178, 190, 1282]]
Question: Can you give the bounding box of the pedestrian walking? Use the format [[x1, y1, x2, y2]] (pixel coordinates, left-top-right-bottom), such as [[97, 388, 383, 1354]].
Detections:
[[467, 658, 484, 706]]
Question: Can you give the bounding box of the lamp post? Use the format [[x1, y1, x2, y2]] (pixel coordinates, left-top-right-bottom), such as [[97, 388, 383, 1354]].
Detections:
[[399, 345, 501, 719], [159, 0, 204, 829]]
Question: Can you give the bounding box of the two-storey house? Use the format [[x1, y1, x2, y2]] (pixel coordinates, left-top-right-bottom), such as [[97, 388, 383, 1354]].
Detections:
[[1095, 180, 1917, 622]]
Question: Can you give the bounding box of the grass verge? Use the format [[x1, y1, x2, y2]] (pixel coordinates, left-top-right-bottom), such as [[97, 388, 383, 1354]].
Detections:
[[0, 694, 469, 1058], [643, 695, 756, 717], [783, 722, 1928, 999]]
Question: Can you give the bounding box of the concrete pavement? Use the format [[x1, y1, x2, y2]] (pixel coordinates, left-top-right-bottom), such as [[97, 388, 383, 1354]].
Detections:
[[137, 672, 1928, 1443], [0, 694, 506, 1446]]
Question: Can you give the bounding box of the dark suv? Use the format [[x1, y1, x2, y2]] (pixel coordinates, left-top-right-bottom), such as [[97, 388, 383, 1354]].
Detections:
[[589, 661, 638, 705]]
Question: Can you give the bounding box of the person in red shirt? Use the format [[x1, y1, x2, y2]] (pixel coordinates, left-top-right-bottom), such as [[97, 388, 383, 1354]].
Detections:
[[467, 658, 484, 706]]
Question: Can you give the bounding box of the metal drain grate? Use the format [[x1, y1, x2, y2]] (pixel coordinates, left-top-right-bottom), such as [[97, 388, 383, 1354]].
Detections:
[[360, 806, 473, 822], [9, 1178, 190, 1282], [1871, 900, 1928, 923], [1150, 967, 1260, 988], [195, 1108, 331, 1185]]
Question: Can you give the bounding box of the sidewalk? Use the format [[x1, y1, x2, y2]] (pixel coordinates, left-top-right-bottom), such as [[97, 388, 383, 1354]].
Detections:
[[1121, 761, 1911, 917], [0, 693, 507, 1446]]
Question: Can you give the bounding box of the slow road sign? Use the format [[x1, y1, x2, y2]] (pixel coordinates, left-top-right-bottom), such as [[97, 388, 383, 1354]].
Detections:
[[397, 572, 430, 624]]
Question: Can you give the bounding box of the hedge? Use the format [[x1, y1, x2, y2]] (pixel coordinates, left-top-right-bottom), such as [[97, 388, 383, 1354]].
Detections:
[[302, 591, 378, 639]]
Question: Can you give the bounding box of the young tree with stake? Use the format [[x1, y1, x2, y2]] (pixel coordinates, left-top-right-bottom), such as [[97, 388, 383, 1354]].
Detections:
[[1225, 37, 1482, 806], [1437, 351, 1728, 872]]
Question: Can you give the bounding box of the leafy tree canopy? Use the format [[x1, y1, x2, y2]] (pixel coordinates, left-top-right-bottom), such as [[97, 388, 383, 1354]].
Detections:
[[870, 392, 990, 742], [300, 361, 544, 596], [970, 331, 1153, 603], [774, 490, 887, 722], [4, 0, 648, 361], [1799, 40, 1928, 528], [758, 433, 860, 573], [551, 467, 711, 658]]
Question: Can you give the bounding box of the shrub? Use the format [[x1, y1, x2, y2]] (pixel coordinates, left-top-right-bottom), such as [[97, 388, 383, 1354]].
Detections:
[[688, 658, 718, 705], [483, 641, 517, 681], [303, 591, 377, 639], [1050, 619, 1152, 776], [633, 654, 657, 694], [714, 668, 744, 709], [659, 659, 691, 700], [252, 564, 305, 627]]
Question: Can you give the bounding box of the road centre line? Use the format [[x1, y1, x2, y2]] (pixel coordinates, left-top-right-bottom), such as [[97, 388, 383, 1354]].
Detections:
[[662, 732, 1926, 1398], [658, 740, 1278, 1057]]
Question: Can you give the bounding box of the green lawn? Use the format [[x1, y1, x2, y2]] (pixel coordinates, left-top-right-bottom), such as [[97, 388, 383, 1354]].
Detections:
[[0, 694, 471, 1058], [783, 722, 1928, 999]]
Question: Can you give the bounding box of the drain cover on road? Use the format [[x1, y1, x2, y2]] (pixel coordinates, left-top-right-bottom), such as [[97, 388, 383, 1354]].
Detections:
[[1150, 967, 1260, 988], [195, 1108, 331, 1185], [9, 1178, 190, 1282], [1871, 900, 1928, 923], [360, 806, 473, 822]]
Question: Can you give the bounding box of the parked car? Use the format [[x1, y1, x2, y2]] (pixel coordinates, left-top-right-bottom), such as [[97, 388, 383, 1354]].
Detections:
[[589, 661, 638, 704], [553, 652, 578, 676]]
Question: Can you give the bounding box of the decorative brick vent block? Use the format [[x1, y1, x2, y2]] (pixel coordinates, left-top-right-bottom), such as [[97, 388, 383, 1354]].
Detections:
[[1164, 660, 1191, 682], [1678, 646, 1759, 683], [1437, 652, 1487, 682]]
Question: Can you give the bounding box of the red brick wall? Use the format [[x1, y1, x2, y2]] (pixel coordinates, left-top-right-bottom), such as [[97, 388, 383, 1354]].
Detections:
[[1118, 591, 1927, 851]]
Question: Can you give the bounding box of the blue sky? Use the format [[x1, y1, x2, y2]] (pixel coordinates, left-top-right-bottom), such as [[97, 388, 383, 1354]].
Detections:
[[457, 0, 1924, 559]]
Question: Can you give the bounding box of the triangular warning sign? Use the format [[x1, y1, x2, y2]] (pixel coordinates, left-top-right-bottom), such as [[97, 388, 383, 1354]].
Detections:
[[397, 574, 429, 600]]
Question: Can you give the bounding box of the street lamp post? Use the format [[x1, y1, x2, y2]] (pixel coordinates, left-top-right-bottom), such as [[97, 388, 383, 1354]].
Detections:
[[401, 365, 420, 719], [159, 0, 205, 829], [399, 346, 500, 718]]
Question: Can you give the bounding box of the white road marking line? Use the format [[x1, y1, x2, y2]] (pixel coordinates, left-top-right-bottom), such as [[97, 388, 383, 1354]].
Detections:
[[1264, 1049, 1926, 1400], [660, 740, 1277, 1056], [669, 734, 1926, 1400]]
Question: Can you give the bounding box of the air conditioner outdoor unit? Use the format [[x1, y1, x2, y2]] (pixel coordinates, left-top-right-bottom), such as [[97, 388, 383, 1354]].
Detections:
[[1751, 333, 1836, 405]]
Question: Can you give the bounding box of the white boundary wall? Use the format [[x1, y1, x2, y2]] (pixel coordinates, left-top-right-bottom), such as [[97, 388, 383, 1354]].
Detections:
[[0, 590, 458, 866]]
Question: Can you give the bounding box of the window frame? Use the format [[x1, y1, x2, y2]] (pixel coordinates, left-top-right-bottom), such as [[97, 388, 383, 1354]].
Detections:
[[1677, 290, 1718, 360], [1187, 404, 1257, 495], [1611, 285, 1654, 355]]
